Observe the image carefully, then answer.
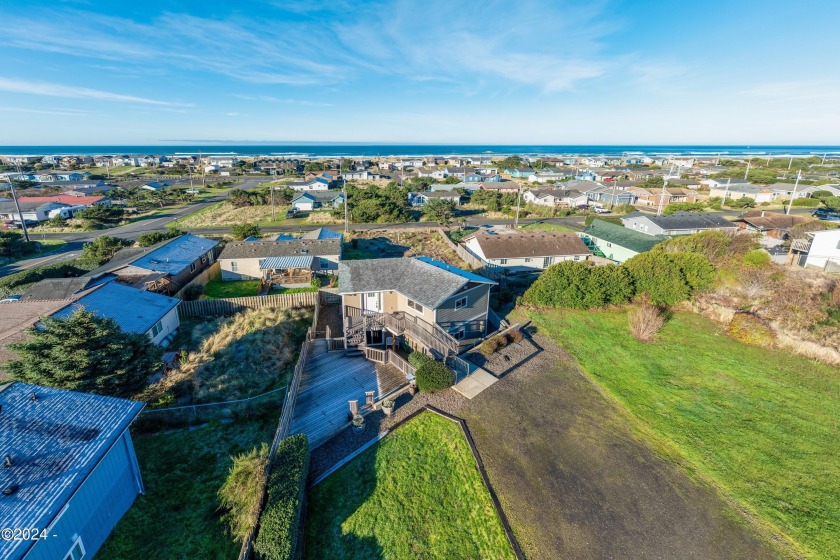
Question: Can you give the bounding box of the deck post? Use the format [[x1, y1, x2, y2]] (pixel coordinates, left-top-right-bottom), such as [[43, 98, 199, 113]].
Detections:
[[365, 391, 375, 408], [349, 400, 358, 417]]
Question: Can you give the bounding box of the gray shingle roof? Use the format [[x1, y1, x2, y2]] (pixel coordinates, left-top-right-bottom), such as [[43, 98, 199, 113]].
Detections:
[[0, 382, 143, 560], [19, 278, 95, 301], [338, 257, 493, 310], [218, 238, 341, 260], [623, 211, 737, 230], [467, 231, 591, 259], [51, 282, 179, 334]]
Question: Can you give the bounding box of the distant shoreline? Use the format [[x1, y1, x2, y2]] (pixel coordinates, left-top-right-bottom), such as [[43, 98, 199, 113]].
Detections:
[[1, 144, 839, 158]]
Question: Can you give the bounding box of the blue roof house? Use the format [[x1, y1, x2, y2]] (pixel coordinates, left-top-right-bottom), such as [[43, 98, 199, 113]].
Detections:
[[51, 282, 181, 346], [505, 168, 536, 178], [0, 382, 145, 560]]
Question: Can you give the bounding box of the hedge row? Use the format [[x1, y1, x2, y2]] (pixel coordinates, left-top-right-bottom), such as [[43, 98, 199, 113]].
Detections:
[[415, 360, 454, 392], [254, 434, 309, 560], [523, 250, 715, 308]]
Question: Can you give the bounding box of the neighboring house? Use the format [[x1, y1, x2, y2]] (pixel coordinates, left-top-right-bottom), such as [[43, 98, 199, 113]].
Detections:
[[528, 172, 572, 184], [338, 257, 496, 353], [300, 227, 343, 241], [139, 181, 171, 191], [800, 184, 840, 197], [286, 176, 332, 191], [291, 190, 345, 211], [580, 219, 670, 263], [708, 184, 779, 203], [802, 229, 840, 272], [50, 281, 181, 345], [0, 382, 144, 560], [700, 178, 752, 190], [17, 194, 110, 219], [444, 167, 475, 178], [583, 185, 638, 206], [19, 277, 98, 302], [416, 167, 449, 180], [575, 170, 598, 181], [83, 234, 219, 295], [0, 298, 82, 370], [218, 238, 342, 281], [464, 231, 591, 272], [408, 191, 463, 206], [732, 211, 809, 242], [341, 170, 373, 181], [505, 168, 536, 178], [621, 211, 738, 236], [463, 173, 484, 182], [477, 181, 520, 193], [666, 178, 702, 189], [0, 201, 69, 222], [523, 188, 588, 207], [762, 182, 813, 200], [626, 187, 700, 207]]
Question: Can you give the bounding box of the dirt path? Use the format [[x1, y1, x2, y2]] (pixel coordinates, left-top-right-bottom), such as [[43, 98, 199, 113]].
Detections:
[[459, 333, 781, 560]]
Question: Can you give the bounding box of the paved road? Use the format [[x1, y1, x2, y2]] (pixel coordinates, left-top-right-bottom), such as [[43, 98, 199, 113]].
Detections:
[[0, 177, 271, 276], [0, 198, 822, 277]]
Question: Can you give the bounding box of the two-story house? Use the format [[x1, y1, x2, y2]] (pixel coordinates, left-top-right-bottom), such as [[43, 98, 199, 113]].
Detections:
[[338, 257, 495, 356], [621, 211, 738, 236]]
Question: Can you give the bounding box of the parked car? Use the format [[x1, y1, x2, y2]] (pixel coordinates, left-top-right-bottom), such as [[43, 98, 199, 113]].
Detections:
[[12, 219, 39, 229], [593, 207, 611, 214], [285, 208, 299, 219]]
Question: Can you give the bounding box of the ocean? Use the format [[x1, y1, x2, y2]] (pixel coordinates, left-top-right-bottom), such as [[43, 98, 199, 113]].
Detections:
[[0, 144, 839, 158]]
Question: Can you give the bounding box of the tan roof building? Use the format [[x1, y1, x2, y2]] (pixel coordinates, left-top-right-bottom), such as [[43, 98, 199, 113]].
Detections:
[[464, 230, 591, 272]]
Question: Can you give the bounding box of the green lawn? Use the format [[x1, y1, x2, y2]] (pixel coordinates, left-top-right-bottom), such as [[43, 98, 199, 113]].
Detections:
[[271, 285, 318, 294], [98, 416, 275, 560], [0, 239, 66, 266], [519, 222, 575, 232], [305, 411, 515, 560], [529, 308, 839, 560], [203, 276, 260, 298]]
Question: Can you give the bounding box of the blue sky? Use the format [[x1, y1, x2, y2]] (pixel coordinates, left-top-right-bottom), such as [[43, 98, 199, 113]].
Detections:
[[0, 0, 838, 145]]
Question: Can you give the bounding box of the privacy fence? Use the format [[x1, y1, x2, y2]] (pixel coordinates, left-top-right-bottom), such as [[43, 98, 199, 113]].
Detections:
[[178, 289, 340, 318], [436, 227, 503, 280]]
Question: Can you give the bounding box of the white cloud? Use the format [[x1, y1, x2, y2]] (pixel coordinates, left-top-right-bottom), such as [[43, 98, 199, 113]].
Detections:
[[0, 106, 92, 116], [0, 77, 192, 106]]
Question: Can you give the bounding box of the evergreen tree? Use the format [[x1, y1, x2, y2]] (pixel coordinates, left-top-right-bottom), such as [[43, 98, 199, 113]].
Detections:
[[6, 308, 163, 397]]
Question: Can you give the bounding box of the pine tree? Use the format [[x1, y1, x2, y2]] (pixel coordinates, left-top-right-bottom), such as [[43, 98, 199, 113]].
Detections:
[[6, 308, 163, 397]]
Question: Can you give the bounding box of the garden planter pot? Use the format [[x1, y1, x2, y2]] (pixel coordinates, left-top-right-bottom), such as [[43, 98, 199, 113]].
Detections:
[[382, 406, 394, 416]]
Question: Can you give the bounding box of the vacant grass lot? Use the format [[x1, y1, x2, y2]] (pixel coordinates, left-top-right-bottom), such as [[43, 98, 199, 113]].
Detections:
[[460, 324, 779, 560], [98, 416, 274, 560], [518, 221, 576, 232], [203, 276, 260, 298], [174, 201, 292, 228], [529, 308, 839, 559], [304, 411, 514, 560]]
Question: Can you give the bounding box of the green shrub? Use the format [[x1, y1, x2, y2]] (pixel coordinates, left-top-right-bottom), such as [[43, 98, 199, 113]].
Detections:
[[663, 202, 707, 215], [624, 252, 692, 306], [219, 443, 269, 543], [254, 434, 309, 560], [232, 223, 262, 241], [810, 190, 834, 199], [415, 359, 454, 392], [742, 249, 771, 267], [791, 198, 820, 207], [407, 350, 434, 368], [727, 312, 775, 346], [669, 252, 716, 291], [137, 228, 183, 247], [523, 261, 634, 309]]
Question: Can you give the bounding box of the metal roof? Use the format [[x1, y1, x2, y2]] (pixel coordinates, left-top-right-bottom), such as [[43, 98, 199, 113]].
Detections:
[[0, 382, 143, 560], [300, 227, 343, 240], [51, 282, 180, 334], [259, 255, 315, 270], [131, 234, 218, 275], [622, 211, 738, 230], [582, 219, 671, 253], [218, 239, 341, 260]]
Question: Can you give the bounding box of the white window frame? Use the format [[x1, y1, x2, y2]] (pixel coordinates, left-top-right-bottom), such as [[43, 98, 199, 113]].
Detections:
[[64, 536, 86, 560], [151, 320, 163, 338], [230, 261, 238, 272], [189, 262, 196, 273], [498, 258, 507, 265], [407, 299, 424, 313], [454, 296, 467, 310]]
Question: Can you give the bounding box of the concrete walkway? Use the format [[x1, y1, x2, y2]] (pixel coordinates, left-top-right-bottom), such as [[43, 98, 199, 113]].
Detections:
[[452, 368, 498, 399]]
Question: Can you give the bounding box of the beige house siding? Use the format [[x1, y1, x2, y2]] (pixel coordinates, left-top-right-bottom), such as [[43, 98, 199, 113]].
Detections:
[[220, 253, 340, 281]]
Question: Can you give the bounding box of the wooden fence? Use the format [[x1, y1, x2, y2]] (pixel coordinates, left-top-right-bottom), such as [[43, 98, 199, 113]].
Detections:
[[363, 347, 416, 378], [436, 227, 502, 280], [172, 261, 220, 300], [179, 291, 318, 318]]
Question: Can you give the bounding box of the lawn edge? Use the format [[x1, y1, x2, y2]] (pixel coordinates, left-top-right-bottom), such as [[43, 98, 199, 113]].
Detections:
[[527, 309, 806, 560]]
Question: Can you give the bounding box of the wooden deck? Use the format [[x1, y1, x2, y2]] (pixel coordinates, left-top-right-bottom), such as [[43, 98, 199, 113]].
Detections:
[[290, 339, 387, 449]]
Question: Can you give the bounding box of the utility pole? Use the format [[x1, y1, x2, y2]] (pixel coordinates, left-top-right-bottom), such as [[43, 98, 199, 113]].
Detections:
[[656, 166, 673, 216], [788, 157, 793, 170], [786, 169, 802, 215], [721, 178, 731, 209], [744, 158, 751, 181], [6, 175, 30, 242], [514, 183, 523, 228], [341, 158, 349, 234], [270, 180, 276, 222]]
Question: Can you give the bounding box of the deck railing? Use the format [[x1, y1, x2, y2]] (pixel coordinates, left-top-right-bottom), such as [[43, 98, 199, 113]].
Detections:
[[364, 347, 386, 363], [345, 306, 460, 355], [387, 350, 416, 378]]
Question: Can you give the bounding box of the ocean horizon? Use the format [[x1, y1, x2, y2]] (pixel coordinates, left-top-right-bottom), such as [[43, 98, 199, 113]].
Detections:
[[1, 144, 839, 159]]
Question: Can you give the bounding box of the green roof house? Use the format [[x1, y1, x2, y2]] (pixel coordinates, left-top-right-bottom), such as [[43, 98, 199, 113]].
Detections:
[[581, 219, 670, 263]]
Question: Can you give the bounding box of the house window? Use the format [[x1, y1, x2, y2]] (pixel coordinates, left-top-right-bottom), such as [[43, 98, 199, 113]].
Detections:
[[524, 257, 532, 263], [451, 326, 466, 340], [407, 299, 424, 313], [201, 254, 207, 264], [543, 256, 555, 268], [498, 259, 507, 265], [606, 242, 612, 247], [64, 537, 86, 560], [231, 261, 238, 272], [189, 262, 196, 273], [454, 296, 468, 310], [151, 320, 163, 338]]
